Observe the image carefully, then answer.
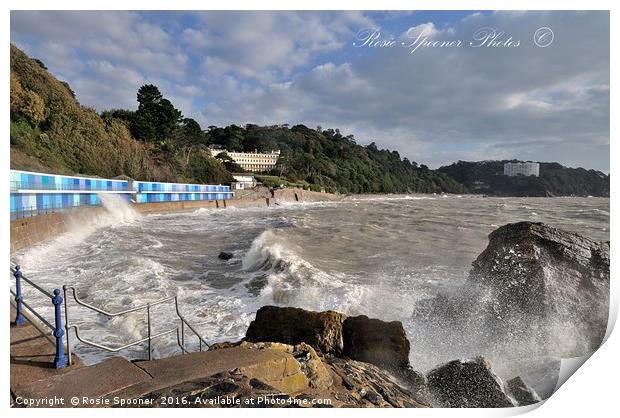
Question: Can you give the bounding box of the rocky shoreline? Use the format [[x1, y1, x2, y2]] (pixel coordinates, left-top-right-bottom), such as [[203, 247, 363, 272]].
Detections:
[[134, 221, 609, 408]]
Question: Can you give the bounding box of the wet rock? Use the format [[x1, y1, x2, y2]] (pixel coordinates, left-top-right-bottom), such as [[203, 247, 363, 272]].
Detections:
[[245, 306, 347, 355], [210, 341, 332, 390], [325, 356, 430, 408], [292, 343, 332, 389], [136, 345, 429, 408], [342, 315, 410, 371], [365, 391, 381, 405], [218, 251, 234, 260], [426, 357, 514, 408], [470, 221, 610, 353], [505, 377, 540, 406]]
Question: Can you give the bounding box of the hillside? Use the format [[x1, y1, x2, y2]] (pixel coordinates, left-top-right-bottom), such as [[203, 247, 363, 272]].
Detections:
[[9, 44, 463, 194], [208, 124, 464, 194], [10, 44, 232, 184], [438, 160, 610, 197]]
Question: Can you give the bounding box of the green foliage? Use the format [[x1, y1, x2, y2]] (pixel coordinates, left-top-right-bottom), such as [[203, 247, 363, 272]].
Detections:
[[131, 84, 183, 142], [10, 44, 231, 184], [438, 160, 610, 197], [60, 81, 76, 98]]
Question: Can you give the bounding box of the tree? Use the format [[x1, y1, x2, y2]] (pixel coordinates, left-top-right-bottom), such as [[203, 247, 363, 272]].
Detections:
[[131, 84, 182, 142], [214, 151, 244, 172], [175, 117, 206, 167], [101, 109, 135, 127]]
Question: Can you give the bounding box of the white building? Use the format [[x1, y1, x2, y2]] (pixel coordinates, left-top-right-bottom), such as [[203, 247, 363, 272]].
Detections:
[[231, 174, 257, 190], [504, 162, 540, 177], [212, 148, 280, 173]]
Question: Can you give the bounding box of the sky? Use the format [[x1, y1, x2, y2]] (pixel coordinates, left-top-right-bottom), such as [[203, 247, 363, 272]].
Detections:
[[10, 11, 610, 171]]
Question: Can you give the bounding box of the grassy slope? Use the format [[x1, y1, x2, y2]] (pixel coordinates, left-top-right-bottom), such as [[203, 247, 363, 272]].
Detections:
[[10, 44, 232, 183]]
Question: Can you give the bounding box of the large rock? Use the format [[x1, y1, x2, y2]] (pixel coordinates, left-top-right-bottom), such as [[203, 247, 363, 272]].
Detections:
[[245, 306, 347, 355], [245, 306, 412, 372], [342, 315, 410, 370], [505, 377, 540, 406], [426, 357, 514, 408], [469, 221, 609, 353]]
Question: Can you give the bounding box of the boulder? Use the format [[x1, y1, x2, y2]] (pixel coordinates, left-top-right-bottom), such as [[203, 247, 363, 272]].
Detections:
[[426, 357, 514, 408], [342, 315, 410, 370], [245, 306, 347, 355], [218, 251, 234, 260], [469, 221, 609, 353], [505, 377, 540, 406]]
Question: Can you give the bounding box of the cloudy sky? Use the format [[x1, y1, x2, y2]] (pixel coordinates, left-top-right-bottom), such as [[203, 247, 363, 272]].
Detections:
[[10, 11, 610, 171]]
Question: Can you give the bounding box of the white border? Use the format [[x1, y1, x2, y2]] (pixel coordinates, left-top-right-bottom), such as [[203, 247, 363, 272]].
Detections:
[[3, 3, 616, 418]]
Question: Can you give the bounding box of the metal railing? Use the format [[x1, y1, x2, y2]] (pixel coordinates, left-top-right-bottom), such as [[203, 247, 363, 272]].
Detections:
[[62, 286, 210, 365], [10, 266, 211, 369], [10, 265, 68, 368]]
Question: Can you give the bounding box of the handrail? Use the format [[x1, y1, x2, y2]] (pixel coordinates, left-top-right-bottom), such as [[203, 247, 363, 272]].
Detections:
[[10, 180, 130, 192], [10, 289, 54, 332], [62, 286, 211, 365], [63, 286, 175, 317], [174, 297, 211, 349], [11, 266, 53, 298], [68, 324, 178, 353], [11, 265, 211, 367], [10, 265, 68, 368], [10, 298, 56, 345]]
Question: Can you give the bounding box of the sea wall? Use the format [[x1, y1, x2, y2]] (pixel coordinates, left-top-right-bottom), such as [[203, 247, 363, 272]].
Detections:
[[10, 206, 106, 253], [10, 169, 234, 220], [9, 188, 338, 254]]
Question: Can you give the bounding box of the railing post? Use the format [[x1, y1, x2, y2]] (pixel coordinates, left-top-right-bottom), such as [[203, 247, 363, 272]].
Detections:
[[147, 303, 152, 361], [13, 266, 26, 326], [52, 289, 67, 368], [181, 321, 185, 350], [62, 286, 72, 366]]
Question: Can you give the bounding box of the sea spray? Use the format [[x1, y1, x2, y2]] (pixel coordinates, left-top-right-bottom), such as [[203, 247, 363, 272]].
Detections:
[[241, 230, 375, 315], [98, 193, 140, 223], [15, 193, 141, 277]]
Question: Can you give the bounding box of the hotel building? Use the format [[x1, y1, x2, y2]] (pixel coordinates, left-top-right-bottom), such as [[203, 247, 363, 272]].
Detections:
[[503, 162, 540, 177], [212, 149, 280, 173]]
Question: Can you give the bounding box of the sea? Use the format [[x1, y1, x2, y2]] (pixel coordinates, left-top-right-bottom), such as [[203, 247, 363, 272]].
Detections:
[[13, 193, 610, 396]]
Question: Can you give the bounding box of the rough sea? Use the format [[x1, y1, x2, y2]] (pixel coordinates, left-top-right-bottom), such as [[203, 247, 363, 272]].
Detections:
[[14, 193, 610, 396]]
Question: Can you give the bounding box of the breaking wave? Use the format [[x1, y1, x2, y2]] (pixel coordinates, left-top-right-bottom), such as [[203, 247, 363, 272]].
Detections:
[[241, 230, 371, 314]]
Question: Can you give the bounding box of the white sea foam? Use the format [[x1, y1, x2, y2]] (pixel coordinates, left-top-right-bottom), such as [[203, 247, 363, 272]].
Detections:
[[16, 194, 141, 269]]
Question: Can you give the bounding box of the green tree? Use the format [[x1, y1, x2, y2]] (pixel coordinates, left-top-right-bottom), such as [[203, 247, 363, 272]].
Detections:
[[175, 117, 206, 167], [131, 84, 182, 142]]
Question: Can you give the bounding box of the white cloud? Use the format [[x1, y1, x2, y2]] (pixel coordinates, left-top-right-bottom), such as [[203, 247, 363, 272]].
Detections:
[[10, 11, 610, 171]]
